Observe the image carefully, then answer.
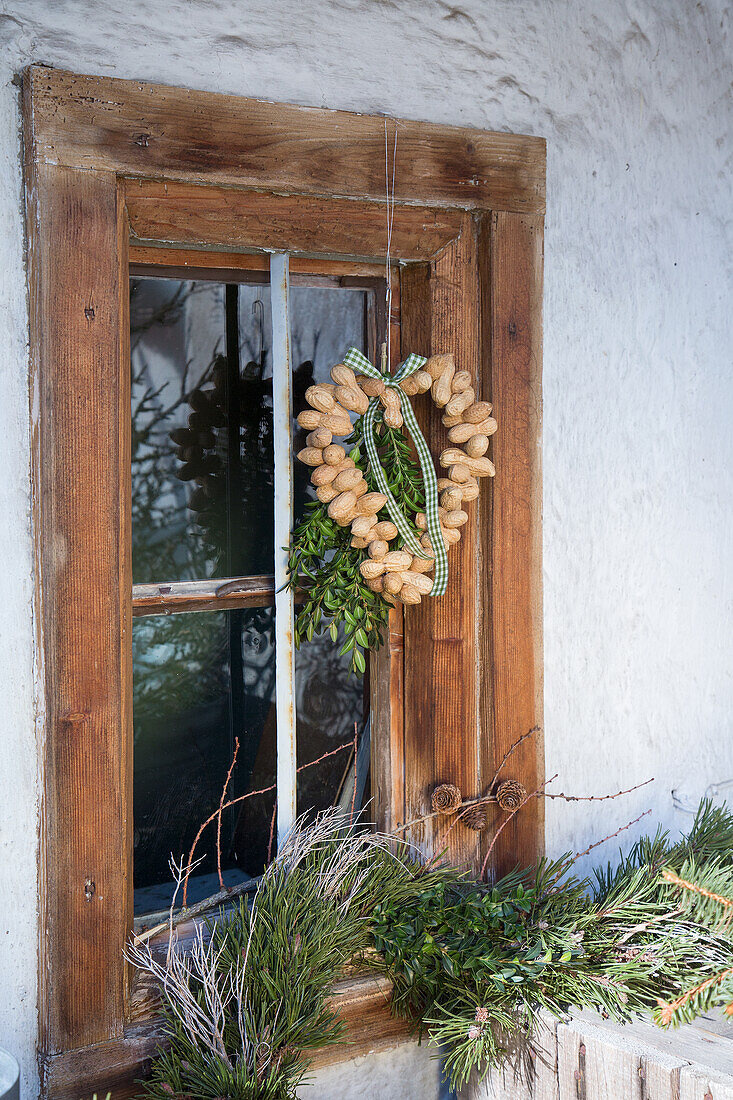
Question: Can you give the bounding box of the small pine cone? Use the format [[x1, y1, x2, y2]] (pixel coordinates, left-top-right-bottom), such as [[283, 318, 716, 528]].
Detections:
[[461, 804, 487, 832], [496, 779, 527, 811], [474, 1006, 489, 1024], [431, 783, 462, 815]]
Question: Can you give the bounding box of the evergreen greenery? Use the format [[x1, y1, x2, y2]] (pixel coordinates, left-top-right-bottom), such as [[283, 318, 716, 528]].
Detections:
[[286, 420, 425, 674], [133, 801, 733, 1098]]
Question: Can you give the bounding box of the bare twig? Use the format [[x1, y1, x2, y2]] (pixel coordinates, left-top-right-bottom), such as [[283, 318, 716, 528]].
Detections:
[[182, 740, 354, 904], [267, 799, 278, 866], [571, 809, 652, 865], [488, 727, 539, 791], [349, 723, 358, 826], [481, 774, 559, 881], [133, 876, 258, 947], [216, 737, 240, 891], [544, 777, 654, 802]]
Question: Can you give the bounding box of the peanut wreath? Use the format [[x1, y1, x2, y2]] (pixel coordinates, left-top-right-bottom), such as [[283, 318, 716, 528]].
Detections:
[[294, 350, 496, 609]]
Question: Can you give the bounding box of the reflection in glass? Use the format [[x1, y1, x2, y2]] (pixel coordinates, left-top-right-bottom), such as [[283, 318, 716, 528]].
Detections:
[[131, 278, 369, 582], [133, 609, 364, 914]]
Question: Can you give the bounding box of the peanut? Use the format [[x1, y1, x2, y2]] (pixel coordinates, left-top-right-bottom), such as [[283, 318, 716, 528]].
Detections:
[[331, 364, 357, 388], [424, 353, 454, 380], [355, 492, 388, 516], [297, 447, 324, 466], [335, 384, 369, 415], [379, 388, 403, 428], [306, 427, 332, 448], [297, 410, 324, 431], [450, 370, 473, 394], [397, 584, 422, 604], [382, 550, 413, 572], [463, 401, 493, 423], [445, 387, 475, 418], [457, 477, 479, 502], [440, 486, 463, 511], [366, 575, 385, 593], [316, 484, 339, 503], [465, 434, 489, 458], [351, 536, 369, 549], [401, 571, 434, 595], [353, 479, 368, 499], [409, 553, 434, 573], [328, 490, 358, 524], [383, 571, 405, 594], [399, 376, 420, 396], [323, 444, 347, 466], [351, 514, 378, 538], [311, 464, 339, 486], [359, 376, 385, 397], [442, 413, 464, 428], [413, 370, 433, 393], [368, 539, 389, 561], [443, 509, 468, 528], [372, 520, 398, 541], [305, 385, 335, 413], [333, 468, 364, 492], [448, 463, 471, 483], [360, 560, 386, 580], [321, 413, 352, 436], [447, 418, 496, 444], [440, 449, 495, 478]]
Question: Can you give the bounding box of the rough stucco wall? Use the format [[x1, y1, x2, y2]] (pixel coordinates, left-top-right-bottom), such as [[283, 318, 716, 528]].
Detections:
[[0, 1, 730, 1095]]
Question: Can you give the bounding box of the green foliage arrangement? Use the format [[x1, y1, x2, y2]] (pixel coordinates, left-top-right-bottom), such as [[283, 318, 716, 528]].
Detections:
[[286, 420, 425, 674], [132, 802, 733, 1098], [373, 799, 733, 1088]]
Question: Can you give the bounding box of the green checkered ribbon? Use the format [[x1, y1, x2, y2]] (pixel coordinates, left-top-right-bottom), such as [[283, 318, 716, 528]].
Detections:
[[342, 346, 448, 597]]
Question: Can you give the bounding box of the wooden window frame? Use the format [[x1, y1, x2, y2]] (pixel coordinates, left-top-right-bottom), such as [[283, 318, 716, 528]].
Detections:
[[23, 65, 545, 1097]]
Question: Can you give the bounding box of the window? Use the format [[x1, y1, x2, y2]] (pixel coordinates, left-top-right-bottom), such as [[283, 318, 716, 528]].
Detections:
[[130, 270, 376, 913], [24, 65, 544, 1096]]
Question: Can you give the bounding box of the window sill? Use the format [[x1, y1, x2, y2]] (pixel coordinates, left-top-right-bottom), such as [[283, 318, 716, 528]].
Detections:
[[42, 972, 413, 1100]]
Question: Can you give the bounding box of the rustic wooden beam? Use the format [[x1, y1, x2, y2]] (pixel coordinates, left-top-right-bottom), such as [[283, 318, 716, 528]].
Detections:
[[26, 66, 546, 215], [132, 576, 276, 616], [482, 211, 545, 877], [129, 245, 390, 280], [26, 161, 130, 1052], [124, 179, 464, 261]]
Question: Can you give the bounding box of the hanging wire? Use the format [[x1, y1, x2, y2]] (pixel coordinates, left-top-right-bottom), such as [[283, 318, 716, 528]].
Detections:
[[384, 120, 397, 371]]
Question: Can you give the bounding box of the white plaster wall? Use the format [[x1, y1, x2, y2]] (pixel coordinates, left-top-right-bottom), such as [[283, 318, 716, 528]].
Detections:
[[0, 1, 730, 1095]]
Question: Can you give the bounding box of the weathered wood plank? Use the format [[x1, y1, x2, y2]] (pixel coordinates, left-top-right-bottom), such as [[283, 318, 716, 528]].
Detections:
[[679, 1065, 733, 1100], [26, 161, 129, 1052], [132, 575, 276, 616], [402, 217, 484, 868], [482, 211, 544, 878], [124, 178, 463, 261], [129, 244, 390, 280], [42, 977, 410, 1099], [26, 66, 546, 214]]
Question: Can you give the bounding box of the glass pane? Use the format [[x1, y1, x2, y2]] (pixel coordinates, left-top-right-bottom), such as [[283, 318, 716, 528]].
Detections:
[[289, 285, 370, 525], [133, 607, 276, 914], [296, 627, 366, 816], [131, 277, 371, 581], [130, 277, 275, 582]]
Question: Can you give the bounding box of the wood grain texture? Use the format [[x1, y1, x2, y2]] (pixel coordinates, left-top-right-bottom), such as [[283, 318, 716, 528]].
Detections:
[[129, 245, 390, 280], [124, 178, 462, 261], [27, 66, 545, 214], [401, 219, 485, 869], [132, 575, 276, 616], [482, 211, 545, 878], [26, 162, 129, 1052], [41, 977, 410, 1099]]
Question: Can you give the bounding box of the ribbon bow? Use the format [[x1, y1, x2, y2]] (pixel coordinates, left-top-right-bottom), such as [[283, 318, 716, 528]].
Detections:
[[342, 346, 448, 597]]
